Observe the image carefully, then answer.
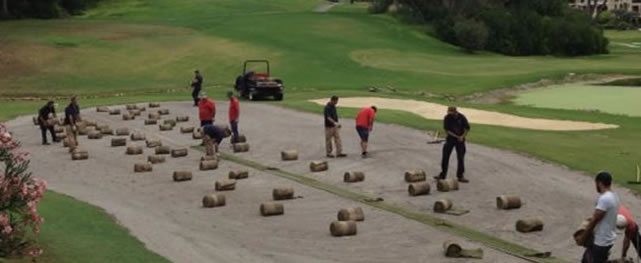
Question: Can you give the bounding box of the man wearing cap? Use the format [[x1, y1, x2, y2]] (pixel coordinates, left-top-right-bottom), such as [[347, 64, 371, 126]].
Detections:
[[198, 92, 215, 127], [191, 70, 203, 106], [617, 205, 641, 260], [355, 105, 377, 158], [577, 171, 620, 263], [435, 106, 470, 183], [37, 100, 58, 145], [228, 91, 241, 143], [202, 124, 231, 156], [64, 96, 81, 152]]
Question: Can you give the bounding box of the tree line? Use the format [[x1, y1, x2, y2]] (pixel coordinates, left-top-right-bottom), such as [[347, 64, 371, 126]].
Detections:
[[1, 0, 102, 19], [370, 0, 609, 56]]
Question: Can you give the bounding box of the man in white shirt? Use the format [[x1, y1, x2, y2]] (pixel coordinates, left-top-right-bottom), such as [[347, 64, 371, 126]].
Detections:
[[578, 171, 620, 263]]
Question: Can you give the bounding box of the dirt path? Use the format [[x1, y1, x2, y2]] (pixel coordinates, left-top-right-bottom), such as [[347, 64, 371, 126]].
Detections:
[[6, 101, 640, 262], [313, 1, 340, 13], [310, 97, 618, 131]]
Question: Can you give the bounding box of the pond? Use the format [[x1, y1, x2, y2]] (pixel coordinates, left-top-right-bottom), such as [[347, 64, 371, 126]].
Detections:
[[513, 83, 641, 117]]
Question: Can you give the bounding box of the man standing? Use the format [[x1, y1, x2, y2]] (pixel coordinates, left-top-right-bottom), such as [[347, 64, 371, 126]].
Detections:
[[617, 205, 641, 260], [191, 70, 203, 106], [198, 92, 215, 127], [202, 124, 231, 156], [435, 106, 470, 183], [355, 106, 377, 158], [228, 91, 241, 143], [64, 96, 81, 153], [324, 96, 346, 158], [578, 172, 620, 263], [37, 101, 57, 145]]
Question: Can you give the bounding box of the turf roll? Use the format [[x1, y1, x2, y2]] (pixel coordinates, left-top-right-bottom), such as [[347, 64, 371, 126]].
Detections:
[[126, 145, 143, 155], [272, 187, 294, 200], [171, 148, 188, 157], [496, 195, 522, 210], [433, 199, 453, 213], [281, 150, 298, 161], [337, 207, 364, 221], [436, 178, 459, 192], [111, 138, 126, 147], [202, 194, 226, 208], [199, 160, 218, 170], [516, 218, 544, 233], [309, 161, 328, 172], [215, 180, 236, 191], [330, 221, 357, 237], [343, 171, 365, 183], [408, 182, 431, 196], [404, 170, 426, 182], [134, 163, 152, 172], [260, 202, 284, 217], [228, 170, 249, 180], [172, 171, 192, 182]]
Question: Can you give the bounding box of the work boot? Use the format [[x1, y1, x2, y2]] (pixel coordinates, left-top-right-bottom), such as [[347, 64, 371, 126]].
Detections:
[[326, 154, 335, 158], [458, 177, 469, 183], [336, 153, 347, 158]]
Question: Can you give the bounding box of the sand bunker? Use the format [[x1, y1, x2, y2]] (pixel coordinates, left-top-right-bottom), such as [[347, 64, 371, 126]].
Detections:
[[310, 97, 618, 131]]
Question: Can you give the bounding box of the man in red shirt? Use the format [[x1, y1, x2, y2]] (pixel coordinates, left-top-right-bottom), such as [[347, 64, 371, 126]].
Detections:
[[198, 93, 215, 127], [228, 91, 240, 143], [618, 205, 641, 260], [355, 106, 377, 158]]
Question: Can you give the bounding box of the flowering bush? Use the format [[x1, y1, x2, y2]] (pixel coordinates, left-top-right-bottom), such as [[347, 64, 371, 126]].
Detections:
[[0, 123, 46, 258]]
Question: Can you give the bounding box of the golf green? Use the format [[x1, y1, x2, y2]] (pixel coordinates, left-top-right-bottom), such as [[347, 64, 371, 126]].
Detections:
[[513, 83, 641, 117]]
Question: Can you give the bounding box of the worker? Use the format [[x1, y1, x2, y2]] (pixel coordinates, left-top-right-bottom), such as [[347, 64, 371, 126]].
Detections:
[[577, 171, 620, 263], [37, 101, 57, 145], [227, 91, 241, 143], [191, 70, 203, 106], [63, 96, 81, 152], [617, 205, 641, 260], [198, 92, 215, 127], [202, 124, 231, 156], [324, 96, 346, 158], [355, 106, 377, 158], [435, 106, 470, 183]]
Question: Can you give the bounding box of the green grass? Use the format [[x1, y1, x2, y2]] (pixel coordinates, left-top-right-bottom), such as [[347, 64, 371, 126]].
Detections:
[[2, 0, 641, 262], [513, 83, 641, 117], [0, 192, 169, 263]]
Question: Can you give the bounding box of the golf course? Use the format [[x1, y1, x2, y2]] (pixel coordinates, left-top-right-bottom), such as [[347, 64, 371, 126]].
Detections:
[[1, 0, 641, 262]]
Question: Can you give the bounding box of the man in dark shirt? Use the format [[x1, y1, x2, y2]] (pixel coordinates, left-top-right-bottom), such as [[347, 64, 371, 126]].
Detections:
[[37, 101, 57, 145], [435, 106, 470, 183], [64, 96, 81, 152], [324, 96, 346, 158], [202, 124, 231, 156], [191, 70, 203, 106]]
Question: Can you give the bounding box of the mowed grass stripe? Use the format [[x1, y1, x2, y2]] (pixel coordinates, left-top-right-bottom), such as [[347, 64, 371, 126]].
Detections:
[[215, 151, 568, 263]]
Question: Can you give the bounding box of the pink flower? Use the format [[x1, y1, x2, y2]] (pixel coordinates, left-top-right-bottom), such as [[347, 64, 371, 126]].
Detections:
[[0, 213, 9, 226], [2, 225, 12, 234]]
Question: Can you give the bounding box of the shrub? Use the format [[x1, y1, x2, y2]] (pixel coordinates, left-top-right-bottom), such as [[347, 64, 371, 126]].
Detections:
[[368, 0, 393, 14], [0, 124, 47, 258], [453, 18, 489, 53]]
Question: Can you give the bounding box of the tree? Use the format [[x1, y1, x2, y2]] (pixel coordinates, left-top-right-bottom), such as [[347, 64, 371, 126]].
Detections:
[[587, 0, 608, 19], [1, 0, 8, 18], [453, 18, 489, 52]]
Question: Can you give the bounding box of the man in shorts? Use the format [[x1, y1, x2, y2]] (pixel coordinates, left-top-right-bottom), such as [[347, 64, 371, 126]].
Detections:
[[355, 106, 377, 158]]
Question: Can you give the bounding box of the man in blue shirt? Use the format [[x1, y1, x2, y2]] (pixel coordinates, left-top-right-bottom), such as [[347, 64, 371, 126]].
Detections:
[[324, 96, 346, 158], [37, 101, 57, 145], [435, 106, 470, 183], [202, 124, 231, 156]]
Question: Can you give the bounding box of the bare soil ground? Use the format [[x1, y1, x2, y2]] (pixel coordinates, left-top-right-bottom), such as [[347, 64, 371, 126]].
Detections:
[[6, 101, 641, 262]]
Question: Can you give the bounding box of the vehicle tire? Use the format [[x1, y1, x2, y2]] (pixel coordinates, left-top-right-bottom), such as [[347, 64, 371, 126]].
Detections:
[[274, 93, 283, 101]]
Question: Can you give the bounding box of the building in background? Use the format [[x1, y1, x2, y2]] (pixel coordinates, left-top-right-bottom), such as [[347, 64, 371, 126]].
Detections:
[[569, 0, 641, 15]]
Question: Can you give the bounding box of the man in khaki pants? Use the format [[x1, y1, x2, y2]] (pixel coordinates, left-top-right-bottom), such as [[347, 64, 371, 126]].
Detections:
[[64, 96, 81, 153], [324, 96, 346, 158]]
